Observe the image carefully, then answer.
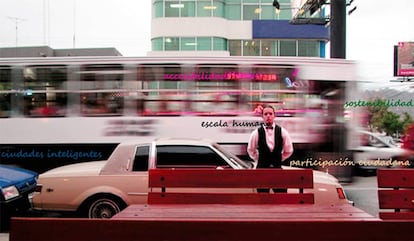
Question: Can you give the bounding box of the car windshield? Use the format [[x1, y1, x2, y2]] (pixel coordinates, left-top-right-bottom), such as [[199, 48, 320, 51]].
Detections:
[[212, 143, 253, 169], [360, 131, 392, 148], [380, 136, 399, 147]]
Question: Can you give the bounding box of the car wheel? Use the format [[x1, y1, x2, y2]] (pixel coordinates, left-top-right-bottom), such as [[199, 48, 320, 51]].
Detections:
[[82, 194, 126, 219]]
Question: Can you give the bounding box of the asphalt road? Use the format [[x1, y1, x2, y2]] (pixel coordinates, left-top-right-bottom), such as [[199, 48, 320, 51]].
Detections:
[[342, 175, 379, 217]]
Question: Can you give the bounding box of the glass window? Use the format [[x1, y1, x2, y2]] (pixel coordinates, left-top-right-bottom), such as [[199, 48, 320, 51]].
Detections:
[[261, 5, 277, 19], [156, 145, 228, 168], [165, 1, 180, 17], [277, 0, 294, 20], [190, 64, 238, 113], [243, 40, 260, 56], [165, 37, 180, 51], [225, 2, 241, 20], [360, 133, 388, 148], [133, 145, 150, 171], [138, 64, 188, 115], [277, 8, 293, 20], [197, 37, 212, 51], [213, 37, 227, 51], [212, 0, 225, 18], [248, 65, 299, 109], [197, 1, 212, 17], [79, 64, 124, 116], [0, 66, 11, 117], [261, 40, 276, 56], [181, 37, 197, 51], [298, 40, 319, 57], [23, 65, 68, 117], [243, 4, 260, 20], [153, 0, 164, 18], [280, 40, 297, 56], [152, 37, 164, 51], [229, 40, 242, 56], [182, 1, 195, 17]]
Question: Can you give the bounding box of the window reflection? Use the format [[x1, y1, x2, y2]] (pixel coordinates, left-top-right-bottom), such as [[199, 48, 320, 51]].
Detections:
[[0, 62, 332, 118], [23, 65, 67, 117], [0, 66, 11, 117], [80, 64, 124, 116]]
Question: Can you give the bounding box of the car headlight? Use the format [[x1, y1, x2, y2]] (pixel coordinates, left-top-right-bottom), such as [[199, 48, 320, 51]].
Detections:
[[2, 185, 20, 201]]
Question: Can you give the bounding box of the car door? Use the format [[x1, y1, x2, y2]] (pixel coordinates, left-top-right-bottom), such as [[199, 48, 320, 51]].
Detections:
[[119, 144, 151, 205]]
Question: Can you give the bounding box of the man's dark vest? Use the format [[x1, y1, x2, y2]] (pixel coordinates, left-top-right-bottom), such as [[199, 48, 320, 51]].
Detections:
[[257, 125, 283, 168]]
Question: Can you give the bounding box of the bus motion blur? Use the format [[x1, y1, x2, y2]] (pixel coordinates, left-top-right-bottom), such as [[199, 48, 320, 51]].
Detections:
[[0, 56, 362, 177]]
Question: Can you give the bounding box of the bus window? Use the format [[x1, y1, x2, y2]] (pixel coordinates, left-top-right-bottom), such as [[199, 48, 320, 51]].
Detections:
[[138, 64, 188, 116], [190, 64, 239, 115], [23, 65, 67, 117], [80, 64, 124, 116], [240, 65, 304, 116], [0, 66, 11, 117]]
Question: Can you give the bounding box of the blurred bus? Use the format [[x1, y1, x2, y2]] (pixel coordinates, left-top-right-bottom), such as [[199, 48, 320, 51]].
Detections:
[[0, 56, 361, 173]]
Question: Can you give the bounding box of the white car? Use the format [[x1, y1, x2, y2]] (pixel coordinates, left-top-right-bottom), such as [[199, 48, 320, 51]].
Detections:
[[32, 138, 351, 219], [352, 130, 411, 175]]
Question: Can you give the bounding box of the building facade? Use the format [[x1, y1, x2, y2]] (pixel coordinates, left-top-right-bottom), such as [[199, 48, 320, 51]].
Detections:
[[0, 46, 122, 58], [149, 0, 329, 57]]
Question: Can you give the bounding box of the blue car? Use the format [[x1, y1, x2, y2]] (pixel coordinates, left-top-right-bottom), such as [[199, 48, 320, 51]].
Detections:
[[0, 164, 38, 230]]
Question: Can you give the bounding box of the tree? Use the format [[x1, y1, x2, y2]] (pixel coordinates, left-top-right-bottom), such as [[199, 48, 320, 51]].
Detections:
[[401, 112, 413, 132], [367, 98, 413, 137]]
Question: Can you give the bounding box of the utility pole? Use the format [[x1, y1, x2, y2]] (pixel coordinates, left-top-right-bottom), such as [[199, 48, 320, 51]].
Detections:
[[73, 0, 77, 48], [330, 0, 346, 59], [7, 16, 27, 56]]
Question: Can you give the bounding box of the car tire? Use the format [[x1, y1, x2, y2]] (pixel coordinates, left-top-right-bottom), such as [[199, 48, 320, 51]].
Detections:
[[80, 194, 127, 219]]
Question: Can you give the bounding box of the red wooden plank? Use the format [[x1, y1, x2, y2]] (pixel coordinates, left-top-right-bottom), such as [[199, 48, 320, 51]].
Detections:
[[148, 192, 314, 204], [380, 212, 414, 220], [378, 190, 414, 209], [114, 204, 376, 221], [149, 169, 313, 189], [117, 204, 371, 216], [114, 212, 376, 221], [377, 169, 414, 188], [10, 217, 414, 241]]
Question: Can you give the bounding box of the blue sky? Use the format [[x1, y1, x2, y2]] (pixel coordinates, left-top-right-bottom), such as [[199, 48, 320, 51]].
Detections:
[[1, 0, 414, 89]]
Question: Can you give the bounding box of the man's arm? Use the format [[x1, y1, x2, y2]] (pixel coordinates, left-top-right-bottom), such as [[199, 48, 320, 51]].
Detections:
[[281, 128, 294, 161], [247, 130, 259, 168]]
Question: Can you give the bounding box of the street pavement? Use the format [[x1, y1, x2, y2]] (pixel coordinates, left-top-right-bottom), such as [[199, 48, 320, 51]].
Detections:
[[342, 175, 379, 217]]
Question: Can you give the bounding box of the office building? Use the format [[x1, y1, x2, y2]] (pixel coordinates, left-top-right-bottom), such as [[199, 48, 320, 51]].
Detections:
[[149, 0, 329, 57]]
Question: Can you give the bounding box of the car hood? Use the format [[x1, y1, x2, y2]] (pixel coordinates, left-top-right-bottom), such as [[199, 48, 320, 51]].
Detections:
[[40, 161, 107, 178], [0, 165, 38, 188]]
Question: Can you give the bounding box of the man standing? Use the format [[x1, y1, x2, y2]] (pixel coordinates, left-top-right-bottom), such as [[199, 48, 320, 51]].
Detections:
[[247, 105, 294, 193]]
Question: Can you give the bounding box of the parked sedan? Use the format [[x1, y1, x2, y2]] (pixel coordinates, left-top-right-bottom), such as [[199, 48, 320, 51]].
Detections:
[[0, 164, 38, 230], [32, 138, 351, 219]]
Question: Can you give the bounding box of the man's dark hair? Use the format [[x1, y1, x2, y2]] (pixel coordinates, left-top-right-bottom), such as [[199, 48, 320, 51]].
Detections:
[[262, 105, 275, 113]]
